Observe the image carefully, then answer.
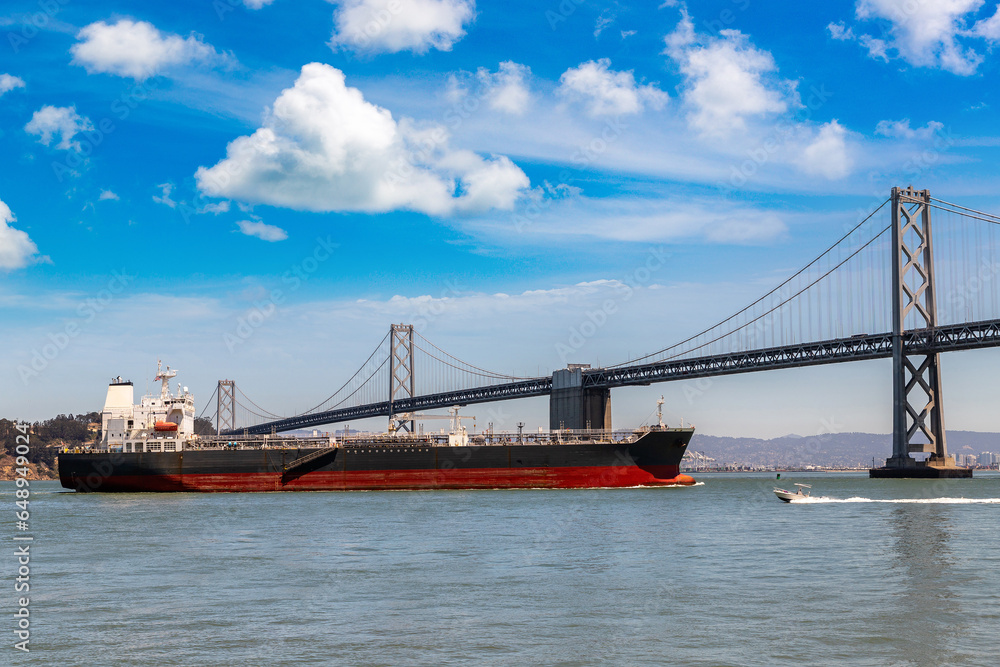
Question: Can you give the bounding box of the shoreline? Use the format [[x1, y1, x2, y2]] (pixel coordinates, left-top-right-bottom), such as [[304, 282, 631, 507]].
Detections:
[[0, 456, 56, 481]]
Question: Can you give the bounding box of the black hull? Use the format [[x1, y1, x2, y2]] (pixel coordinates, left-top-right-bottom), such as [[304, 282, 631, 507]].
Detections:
[[58, 429, 694, 492]]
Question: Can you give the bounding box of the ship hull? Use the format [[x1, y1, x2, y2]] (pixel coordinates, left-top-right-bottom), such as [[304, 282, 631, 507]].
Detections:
[[58, 429, 694, 493]]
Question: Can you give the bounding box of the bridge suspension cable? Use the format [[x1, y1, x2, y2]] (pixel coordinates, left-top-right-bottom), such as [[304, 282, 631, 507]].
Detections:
[[296, 330, 392, 415], [236, 386, 284, 420], [922, 197, 1000, 327], [197, 393, 216, 420], [218, 323, 533, 432], [307, 356, 390, 415], [929, 197, 1000, 224], [608, 197, 891, 367], [650, 223, 892, 365], [412, 331, 528, 380]]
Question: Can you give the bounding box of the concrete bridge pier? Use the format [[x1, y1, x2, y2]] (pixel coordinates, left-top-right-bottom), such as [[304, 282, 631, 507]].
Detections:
[[549, 365, 612, 431]]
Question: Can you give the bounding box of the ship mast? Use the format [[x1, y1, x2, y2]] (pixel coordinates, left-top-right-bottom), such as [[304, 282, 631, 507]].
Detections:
[[155, 359, 177, 398]]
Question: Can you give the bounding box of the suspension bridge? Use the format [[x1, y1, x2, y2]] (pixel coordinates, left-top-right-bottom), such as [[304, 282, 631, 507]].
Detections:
[[201, 187, 1000, 477]]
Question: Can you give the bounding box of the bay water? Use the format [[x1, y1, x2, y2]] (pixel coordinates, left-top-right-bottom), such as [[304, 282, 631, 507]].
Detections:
[[6, 473, 1000, 666]]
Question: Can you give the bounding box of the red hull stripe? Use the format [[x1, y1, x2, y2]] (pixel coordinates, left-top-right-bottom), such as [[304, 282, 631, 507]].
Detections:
[[73, 465, 693, 492]]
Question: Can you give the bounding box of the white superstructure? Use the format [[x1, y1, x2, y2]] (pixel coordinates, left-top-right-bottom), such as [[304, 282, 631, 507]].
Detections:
[[100, 360, 196, 452]]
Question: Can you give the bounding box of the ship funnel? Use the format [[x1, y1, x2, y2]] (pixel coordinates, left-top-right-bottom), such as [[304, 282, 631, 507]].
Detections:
[[104, 381, 134, 411]]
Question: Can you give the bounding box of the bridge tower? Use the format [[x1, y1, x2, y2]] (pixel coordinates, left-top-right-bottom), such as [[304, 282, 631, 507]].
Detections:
[[873, 186, 968, 478], [217, 380, 235, 435], [389, 324, 416, 433]]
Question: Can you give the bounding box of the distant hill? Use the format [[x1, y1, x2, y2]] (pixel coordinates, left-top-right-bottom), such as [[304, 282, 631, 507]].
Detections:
[[689, 431, 1000, 468]]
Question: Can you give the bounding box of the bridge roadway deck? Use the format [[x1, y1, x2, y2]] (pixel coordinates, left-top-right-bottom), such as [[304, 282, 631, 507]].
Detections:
[[230, 318, 1000, 435]]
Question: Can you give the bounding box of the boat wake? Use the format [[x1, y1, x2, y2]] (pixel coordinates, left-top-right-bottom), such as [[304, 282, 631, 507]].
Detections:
[[789, 496, 1000, 504], [618, 481, 707, 489]]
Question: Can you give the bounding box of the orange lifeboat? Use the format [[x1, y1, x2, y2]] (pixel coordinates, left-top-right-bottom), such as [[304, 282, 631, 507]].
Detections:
[[154, 421, 178, 432]]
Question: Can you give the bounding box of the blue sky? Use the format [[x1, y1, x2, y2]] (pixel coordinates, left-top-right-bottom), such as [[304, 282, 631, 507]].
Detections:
[[2, 0, 1000, 439]]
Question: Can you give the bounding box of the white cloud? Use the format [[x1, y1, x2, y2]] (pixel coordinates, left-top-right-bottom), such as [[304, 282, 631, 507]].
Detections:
[[71, 19, 226, 79], [827, 21, 855, 40], [476, 61, 531, 115], [0, 73, 25, 96], [244, 0, 276, 8], [330, 0, 475, 54], [840, 0, 991, 75], [558, 58, 668, 117], [153, 183, 177, 208], [797, 120, 852, 180], [99, 189, 119, 200], [477, 193, 788, 245], [236, 220, 287, 241], [195, 63, 529, 216], [24, 105, 94, 151], [594, 10, 616, 38], [665, 10, 796, 136], [858, 33, 890, 61], [199, 201, 230, 215], [0, 198, 41, 271], [974, 4, 1000, 39], [874, 118, 945, 139]]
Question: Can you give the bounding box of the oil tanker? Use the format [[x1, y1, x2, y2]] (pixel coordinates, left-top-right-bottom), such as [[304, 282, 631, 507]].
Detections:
[[58, 364, 695, 493]]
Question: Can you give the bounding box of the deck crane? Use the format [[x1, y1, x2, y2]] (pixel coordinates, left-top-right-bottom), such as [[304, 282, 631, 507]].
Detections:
[[388, 406, 476, 445]]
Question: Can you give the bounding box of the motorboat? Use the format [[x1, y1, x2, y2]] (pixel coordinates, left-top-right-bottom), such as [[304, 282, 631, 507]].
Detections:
[[773, 483, 811, 502]]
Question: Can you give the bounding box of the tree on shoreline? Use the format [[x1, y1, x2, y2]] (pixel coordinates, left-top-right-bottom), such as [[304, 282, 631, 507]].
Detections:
[[1, 413, 101, 468]]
